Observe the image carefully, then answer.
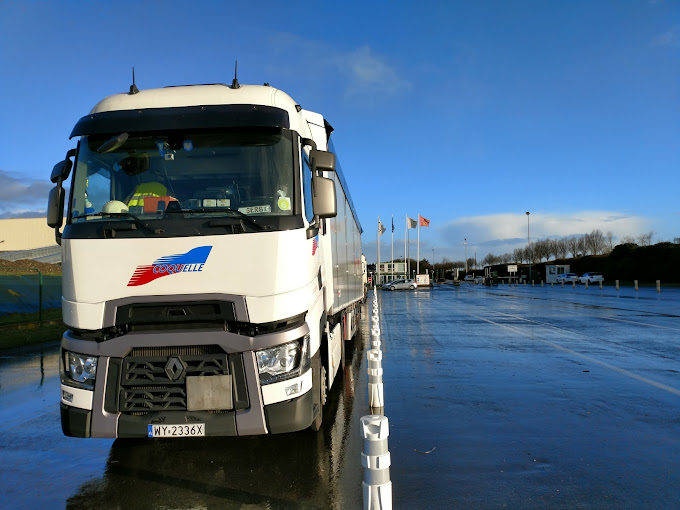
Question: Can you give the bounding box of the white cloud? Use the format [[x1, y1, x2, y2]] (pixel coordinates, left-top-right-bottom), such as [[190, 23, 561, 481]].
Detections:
[[0, 169, 51, 218], [651, 25, 680, 47], [335, 46, 412, 99], [436, 211, 652, 260], [266, 33, 411, 104], [365, 211, 654, 264]]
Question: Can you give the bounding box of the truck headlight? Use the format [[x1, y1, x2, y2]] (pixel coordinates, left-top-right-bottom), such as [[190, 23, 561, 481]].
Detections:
[[256, 335, 310, 384], [64, 351, 98, 388]]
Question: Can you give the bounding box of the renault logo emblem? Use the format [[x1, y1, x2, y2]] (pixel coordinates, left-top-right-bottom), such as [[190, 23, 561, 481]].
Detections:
[[165, 357, 186, 381]]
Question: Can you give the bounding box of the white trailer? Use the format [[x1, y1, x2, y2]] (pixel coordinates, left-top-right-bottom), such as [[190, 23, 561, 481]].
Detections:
[[48, 81, 363, 437]]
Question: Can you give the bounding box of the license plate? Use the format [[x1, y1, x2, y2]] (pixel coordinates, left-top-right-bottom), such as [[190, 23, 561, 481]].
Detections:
[[147, 423, 205, 438]]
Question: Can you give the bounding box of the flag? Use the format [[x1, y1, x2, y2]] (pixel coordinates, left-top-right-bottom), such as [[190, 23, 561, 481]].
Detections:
[[378, 219, 386, 235], [407, 216, 417, 229], [419, 215, 430, 227]]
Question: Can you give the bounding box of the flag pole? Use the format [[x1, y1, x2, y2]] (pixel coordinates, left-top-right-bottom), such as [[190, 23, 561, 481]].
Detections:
[[377, 218, 381, 285], [391, 215, 394, 280], [417, 215, 420, 276], [404, 215, 407, 279]]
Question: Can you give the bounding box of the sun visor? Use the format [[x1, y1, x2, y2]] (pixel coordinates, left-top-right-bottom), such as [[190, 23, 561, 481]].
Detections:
[[70, 104, 290, 138]]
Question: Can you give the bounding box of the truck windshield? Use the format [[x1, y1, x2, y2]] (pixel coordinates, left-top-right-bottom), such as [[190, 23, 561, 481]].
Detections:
[[68, 128, 297, 235]]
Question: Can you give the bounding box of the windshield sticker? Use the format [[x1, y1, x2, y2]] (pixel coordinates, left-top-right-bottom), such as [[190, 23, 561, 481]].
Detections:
[[127, 246, 212, 287], [277, 197, 291, 211], [238, 205, 271, 215]]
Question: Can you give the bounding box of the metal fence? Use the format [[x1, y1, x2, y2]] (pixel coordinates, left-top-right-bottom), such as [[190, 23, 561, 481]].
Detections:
[[0, 269, 62, 326]]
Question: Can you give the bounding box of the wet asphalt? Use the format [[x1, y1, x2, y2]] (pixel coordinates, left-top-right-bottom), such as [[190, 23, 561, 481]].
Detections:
[[1, 283, 679, 509]]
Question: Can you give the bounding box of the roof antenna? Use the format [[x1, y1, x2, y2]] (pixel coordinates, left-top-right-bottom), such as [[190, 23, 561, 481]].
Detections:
[[129, 67, 139, 95], [231, 61, 241, 89]]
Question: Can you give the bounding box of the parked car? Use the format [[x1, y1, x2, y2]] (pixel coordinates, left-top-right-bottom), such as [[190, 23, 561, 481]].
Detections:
[[383, 279, 417, 290], [579, 272, 604, 284], [556, 272, 579, 283], [474, 276, 484, 284], [463, 275, 475, 282]]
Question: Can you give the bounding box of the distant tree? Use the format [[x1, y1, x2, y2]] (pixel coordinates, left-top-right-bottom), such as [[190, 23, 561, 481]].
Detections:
[[606, 231, 614, 252], [576, 236, 586, 257], [585, 229, 607, 255], [637, 231, 655, 247], [482, 253, 497, 267], [566, 236, 580, 258], [513, 247, 524, 264], [533, 239, 550, 262], [555, 238, 568, 259]]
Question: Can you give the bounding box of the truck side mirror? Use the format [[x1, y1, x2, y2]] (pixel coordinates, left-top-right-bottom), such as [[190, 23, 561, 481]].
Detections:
[[312, 175, 337, 219], [50, 148, 76, 183], [47, 185, 65, 229], [310, 150, 336, 173]]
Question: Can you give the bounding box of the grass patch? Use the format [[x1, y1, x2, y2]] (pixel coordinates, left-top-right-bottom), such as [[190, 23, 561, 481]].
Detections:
[[0, 321, 65, 351], [0, 308, 63, 328]]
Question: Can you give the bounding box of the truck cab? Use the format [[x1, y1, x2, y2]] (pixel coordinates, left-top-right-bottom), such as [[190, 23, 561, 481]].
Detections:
[[48, 83, 363, 438]]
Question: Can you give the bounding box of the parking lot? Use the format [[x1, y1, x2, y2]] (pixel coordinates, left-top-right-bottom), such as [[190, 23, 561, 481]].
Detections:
[[1, 283, 679, 508], [380, 283, 680, 508]]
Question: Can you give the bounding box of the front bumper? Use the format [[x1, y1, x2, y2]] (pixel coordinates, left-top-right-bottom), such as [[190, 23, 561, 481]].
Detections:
[[60, 323, 314, 438]]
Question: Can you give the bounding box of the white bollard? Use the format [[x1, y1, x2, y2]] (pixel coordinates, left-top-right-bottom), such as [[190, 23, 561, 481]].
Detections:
[[657, 280, 661, 293], [370, 330, 381, 350], [615, 279, 620, 291], [361, 415, 392, 510], [585, 280, 589, 289], [634, 280, 639, 292], [367, 350, 384, 408], [599, 281, 603, 290]]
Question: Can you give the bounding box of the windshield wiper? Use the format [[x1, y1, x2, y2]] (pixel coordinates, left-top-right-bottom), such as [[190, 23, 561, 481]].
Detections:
[[77, 212, 164, 235], [182, 208, 268, 231]]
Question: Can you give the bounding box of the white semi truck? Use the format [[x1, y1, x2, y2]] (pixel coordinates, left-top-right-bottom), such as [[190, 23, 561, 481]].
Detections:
[[47, 80, 364, 438]]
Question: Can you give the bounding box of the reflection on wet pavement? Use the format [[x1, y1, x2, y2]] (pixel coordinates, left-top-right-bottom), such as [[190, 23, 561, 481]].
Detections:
[[2, 286, 680, 508]]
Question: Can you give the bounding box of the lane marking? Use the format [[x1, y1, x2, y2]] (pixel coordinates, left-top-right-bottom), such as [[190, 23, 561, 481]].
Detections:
[[465, 286, 680, 331], [467, 311, 680, 397]]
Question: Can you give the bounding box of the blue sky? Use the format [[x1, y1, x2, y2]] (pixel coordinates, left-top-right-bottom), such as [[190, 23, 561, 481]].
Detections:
[[1, 0, 678, 264]]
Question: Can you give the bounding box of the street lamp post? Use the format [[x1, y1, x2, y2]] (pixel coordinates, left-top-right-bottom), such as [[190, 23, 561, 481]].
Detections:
[[464, 238, 467, 274], [526, 211, 531, 283]]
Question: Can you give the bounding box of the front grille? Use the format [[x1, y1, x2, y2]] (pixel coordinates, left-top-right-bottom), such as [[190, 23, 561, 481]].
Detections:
[[119, 346, 228, 414], [121, 386, 187, 414]]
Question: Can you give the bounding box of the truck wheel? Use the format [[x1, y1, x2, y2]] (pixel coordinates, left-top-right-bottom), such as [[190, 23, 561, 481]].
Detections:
[[310, 365, 327, 432]]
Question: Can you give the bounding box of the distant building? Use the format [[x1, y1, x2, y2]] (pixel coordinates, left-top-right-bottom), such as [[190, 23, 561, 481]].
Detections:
[[545, 264, 570, 283], [377, 262, 407, 284], [0, 217, 60, 263]]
